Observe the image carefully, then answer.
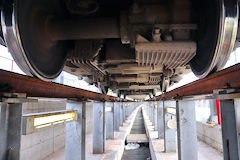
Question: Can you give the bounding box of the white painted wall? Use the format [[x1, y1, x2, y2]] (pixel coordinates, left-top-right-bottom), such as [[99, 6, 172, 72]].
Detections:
[[20, 101, 66, 160]]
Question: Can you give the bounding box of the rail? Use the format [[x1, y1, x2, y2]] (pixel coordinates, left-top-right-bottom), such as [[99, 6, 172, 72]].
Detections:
[[0, 69, 123, 101], [156, 63, 240, 100]]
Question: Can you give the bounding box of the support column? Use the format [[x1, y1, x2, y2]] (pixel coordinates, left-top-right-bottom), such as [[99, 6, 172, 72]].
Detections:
[[130, 103, 133, 114], [208, 99, 218, 123], [153, 102, 158, 131], [126, 103, 129, 117], [147, 102, 149, 117], [151, 102, 154, 123], [93, 102, 105, 154], [125, 103, 128, 119], [128, 103, 131, 116], [114, 102, 120, 131], [176, 100, 198, 160], [220, 99, 240, 160], [148, 102, 151, 117], [164, 101, 177, 152], [120, 102, 123, 126], [123, 102, 126, 121], [158, 101, 164, 139], [149, 102, 153, 122], [132, 103, 135, 112], [105, 102, 114, 139], [0, 102, 22, 160], [66, 101, 86, 160]]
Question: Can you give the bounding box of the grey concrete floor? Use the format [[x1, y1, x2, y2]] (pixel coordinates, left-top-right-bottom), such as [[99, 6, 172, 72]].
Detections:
[[130, 110, 146, 134], [152, 139, 222, 160], [45, 110, 222, 160], [45, 136, 222, 160], [45, 107, 140, 160], [121, 144, 151, 160]]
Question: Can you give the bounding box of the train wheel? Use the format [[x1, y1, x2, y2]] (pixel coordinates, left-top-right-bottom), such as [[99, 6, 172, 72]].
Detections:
[[1, 0, 69, 80], [190, 0, 238, 78]]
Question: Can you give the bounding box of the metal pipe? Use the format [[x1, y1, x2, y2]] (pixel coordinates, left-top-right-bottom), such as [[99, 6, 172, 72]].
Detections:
[[216, 99, 221, 125], [47, 17, 120, 41]]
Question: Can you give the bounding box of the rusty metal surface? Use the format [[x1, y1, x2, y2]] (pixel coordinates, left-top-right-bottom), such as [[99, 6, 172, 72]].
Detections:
[[156, 63, 240, 100], [0, 69, 119, 101]]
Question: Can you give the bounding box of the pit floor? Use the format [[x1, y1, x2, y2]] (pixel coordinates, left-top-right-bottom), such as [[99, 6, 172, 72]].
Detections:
[[121, 110, 151, 160], [45, 109, 223, 160], [45, 140, 222, 160]]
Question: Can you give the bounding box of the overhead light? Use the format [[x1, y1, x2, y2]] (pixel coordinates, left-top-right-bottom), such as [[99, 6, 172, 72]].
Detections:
[[22, 110, 77, 135], [166, 107, 176, 115]]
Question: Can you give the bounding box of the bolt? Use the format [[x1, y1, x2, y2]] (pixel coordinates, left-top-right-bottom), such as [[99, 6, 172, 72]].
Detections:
[[98, 111, 102, 117], [180, 109, 184, 114]]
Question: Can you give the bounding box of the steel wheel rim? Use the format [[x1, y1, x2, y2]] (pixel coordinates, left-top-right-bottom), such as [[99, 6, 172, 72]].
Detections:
[[190, 0, 238, 78]]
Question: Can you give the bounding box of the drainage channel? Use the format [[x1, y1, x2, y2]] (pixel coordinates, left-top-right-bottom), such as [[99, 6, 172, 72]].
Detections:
[[122, 108, 151, 160]]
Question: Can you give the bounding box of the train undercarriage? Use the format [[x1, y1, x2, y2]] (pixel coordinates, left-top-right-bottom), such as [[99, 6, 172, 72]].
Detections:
[[0, 0, 239, 98]]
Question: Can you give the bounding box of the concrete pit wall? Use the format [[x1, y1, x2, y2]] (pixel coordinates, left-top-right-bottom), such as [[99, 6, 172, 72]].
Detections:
[[20, 100, 94, 160], [20, 100, 66, 160], [196, 121, 222, 152]]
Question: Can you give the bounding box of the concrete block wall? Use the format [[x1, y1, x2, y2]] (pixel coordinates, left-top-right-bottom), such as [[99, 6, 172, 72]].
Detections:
[[22, 100, 66, 114], [20, 100, 66, 160], [196, 121, 222, 152]]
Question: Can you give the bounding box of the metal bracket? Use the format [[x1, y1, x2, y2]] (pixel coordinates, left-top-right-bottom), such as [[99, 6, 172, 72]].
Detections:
[[213, 89, 240, 100], [0, 93, 37, 103], [67, 98, 89, 102]]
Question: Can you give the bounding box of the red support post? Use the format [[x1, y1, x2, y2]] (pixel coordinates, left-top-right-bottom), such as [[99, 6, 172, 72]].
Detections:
[[216, 99, 221, 125]]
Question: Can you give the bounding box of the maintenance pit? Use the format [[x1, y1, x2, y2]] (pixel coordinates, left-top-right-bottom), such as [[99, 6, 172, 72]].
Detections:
[[0, 1, 240, 157], [1, 59, 240, 160]]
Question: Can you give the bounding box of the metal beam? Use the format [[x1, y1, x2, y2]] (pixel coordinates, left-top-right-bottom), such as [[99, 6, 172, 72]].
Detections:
[[120, 102, 123, 126], [105, 102, 114, 139], [153, 102, 158, 131], [220, 99, 240, 160], [123, 102, 126, 121], [164, 101, 177, 152], [113, 102, 120, 131], [177, 100, 198, 160], [0, 102, 22, 159], [156, 63, 240, 100], [93, 102, 105, 154], [157, 101, 164, 139], [66, 101, 86, 160], [150, 102, 154, 123]]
